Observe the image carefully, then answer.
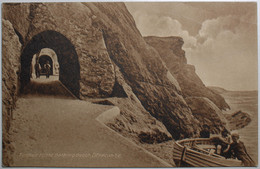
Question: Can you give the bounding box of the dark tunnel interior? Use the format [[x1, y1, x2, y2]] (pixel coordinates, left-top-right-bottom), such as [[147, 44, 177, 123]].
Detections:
[[20, 30, 80, 97]]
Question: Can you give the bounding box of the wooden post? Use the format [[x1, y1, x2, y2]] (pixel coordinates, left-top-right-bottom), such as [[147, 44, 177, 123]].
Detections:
[[177, 146, 187, 167]]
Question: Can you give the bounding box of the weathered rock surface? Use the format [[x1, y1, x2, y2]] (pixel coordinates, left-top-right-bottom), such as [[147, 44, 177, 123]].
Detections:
[[5, 2, 200, 139], [185, 97, 228, 134], [2, 3, 31, 43], [2, 19, 22, 166], [225, 110, 252, 131], [3, 3, 115, 98], [144, 36, 230, 111], [89, 65, 172, 144], [89, 3, 199, 139], [208, 87, 254, 131], [3, 2, 226, 145], [2, 2, 240, 165], [141, 140, 175, 166]]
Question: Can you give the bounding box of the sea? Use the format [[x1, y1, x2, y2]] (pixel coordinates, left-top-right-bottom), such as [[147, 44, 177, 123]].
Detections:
[[221, 90, 258, 165]]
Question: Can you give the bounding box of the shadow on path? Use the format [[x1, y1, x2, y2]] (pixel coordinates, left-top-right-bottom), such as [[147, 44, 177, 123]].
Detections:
[[21, 76, 75, 99]]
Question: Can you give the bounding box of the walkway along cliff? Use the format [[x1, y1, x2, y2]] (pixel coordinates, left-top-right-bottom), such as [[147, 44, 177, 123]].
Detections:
[[2, 2, 231, 166]]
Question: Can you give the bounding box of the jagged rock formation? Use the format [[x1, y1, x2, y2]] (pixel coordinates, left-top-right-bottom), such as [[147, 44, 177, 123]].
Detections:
[[92, 3, 198, 139], [185, 97, 227, 133], [208, 87, 254, 131], [3, 4, 236, 166], [3, 2, 201, 142], [225, 110, 252, 130], [3, 3, 115, 98], [91, 65, 173, 144], [2, 19, 22, 166], [144, 36, 230, 111], [2, 2, 234, 166]]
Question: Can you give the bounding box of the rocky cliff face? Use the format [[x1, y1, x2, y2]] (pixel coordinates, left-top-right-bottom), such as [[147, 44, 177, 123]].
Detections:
[[3, 3, 115, 98], [3, 2, 201, 142], [91, 3, 200, 139], [144, 36, 231, 134], [2, 2, 234, 165], [185, 97, 227, 134], [144, 36, 230, 111], [2, 19, 22, 166], [209, 87, 254, 131], [91, 65, 173, 144]]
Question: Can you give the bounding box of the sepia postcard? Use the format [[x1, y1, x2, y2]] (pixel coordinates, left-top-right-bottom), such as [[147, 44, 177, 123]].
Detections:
[[1, 1, 258, 167]]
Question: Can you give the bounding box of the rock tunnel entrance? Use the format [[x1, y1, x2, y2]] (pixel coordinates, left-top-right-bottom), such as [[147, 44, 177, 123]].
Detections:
[[20, 30, 80, 97]]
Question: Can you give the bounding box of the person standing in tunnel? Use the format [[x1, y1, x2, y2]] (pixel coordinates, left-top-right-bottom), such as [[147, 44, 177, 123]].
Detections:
[[44, 60, 51, 78], [35, 60, 41, 78]]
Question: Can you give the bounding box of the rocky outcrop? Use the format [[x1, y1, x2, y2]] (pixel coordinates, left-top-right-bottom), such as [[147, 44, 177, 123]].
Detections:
[[4, 2, 201, 139], [3, 3, 115, 98], [90, 3, 199, 139], [4, 2, 236, 145], [90, 64, 173, 144], [144, 36, 230, 111], [208, 88, 254, 131], [225, 110, 252, 130], [100, 65, 172, 143], [144, 36, 186, 74], [2, 19, 22, 166], [185, 97, 228, 134]]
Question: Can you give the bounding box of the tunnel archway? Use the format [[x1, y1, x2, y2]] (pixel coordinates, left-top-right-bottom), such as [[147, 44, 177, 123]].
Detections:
[[20, 30, 80, 97], [31, 48, 60, 77]]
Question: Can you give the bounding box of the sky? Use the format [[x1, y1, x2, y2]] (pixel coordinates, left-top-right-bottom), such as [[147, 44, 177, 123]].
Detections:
[[125, 2, 258, 91]]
